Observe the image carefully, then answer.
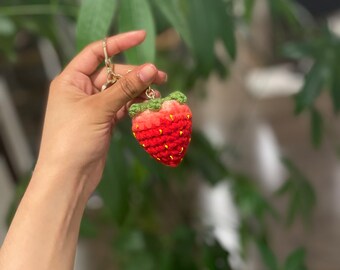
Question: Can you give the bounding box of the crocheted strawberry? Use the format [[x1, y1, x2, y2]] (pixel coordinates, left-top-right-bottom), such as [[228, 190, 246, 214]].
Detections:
[[129, 91, 192, 167]]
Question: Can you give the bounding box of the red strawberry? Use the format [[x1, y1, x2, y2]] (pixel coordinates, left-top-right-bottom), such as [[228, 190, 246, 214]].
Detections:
[[129, 91, 192, 167]]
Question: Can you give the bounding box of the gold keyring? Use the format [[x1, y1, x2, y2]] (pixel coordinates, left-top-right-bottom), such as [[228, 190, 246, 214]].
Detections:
[[145, 87, 156, 99], [101, 38, 122, 91], [101, 38, 154, 100]]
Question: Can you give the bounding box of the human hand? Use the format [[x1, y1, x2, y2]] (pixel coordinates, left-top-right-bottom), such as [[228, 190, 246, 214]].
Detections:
[[34, 30, 167, 197], [0, 31, 167, 270]]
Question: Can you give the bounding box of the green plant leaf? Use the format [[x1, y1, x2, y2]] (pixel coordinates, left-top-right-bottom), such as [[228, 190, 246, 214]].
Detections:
[[287, 190, 301, 225], [281, 158, 300, 177], [0, 33, 16, 61], [275, 178, 293, 196], [14, 15, 59, 48], [281, 158, 317, 226], [331, 54, 340, 113], [281, 41, 317, 59], [233, 174, 278, 220], [119, 0, 155, 64], [115, 230, 155, 270], [186, 0, 215, 76], [76, 0, 117, 51], [331, 76, 340, 113], [295, 61, 329, 114], [211, 0, 236, 60], [268, 0, 300, 28], [97, 133, 131, 225], [152, 0, 191, 48], [284, 248, 306, 270], [257, 241, 279, 270], [212, 0, 237, 60], [0, 15, 16, 36], [300, 183, 317, 224], [186, 131, 229, 184], [244, 0, 255, 22], [115, 230, 146, 252], [204, 239, 231, 270], [79, 215, 98, 238], [160, 227, 199, 269], [336, 144, 340, 160], [310, 107, 324, 148], [214, 54, 229, 78], [6, 176, 30, 227]]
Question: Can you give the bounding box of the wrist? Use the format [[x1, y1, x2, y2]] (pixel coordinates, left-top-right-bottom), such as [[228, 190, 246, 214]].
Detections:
[[31, 161, 89, 207], [34, 151, 106, 197]]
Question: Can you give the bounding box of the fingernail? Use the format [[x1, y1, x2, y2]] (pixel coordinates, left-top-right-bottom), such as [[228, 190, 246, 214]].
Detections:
[[138, 64, 157, 83], [159, 71, 168, 82]]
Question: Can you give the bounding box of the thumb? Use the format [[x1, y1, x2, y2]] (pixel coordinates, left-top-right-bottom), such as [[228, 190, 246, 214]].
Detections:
[[98, 63, 158, 113]]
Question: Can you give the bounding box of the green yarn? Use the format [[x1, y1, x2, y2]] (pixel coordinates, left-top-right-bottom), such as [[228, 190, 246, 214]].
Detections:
[[129, 91, 187, 118]]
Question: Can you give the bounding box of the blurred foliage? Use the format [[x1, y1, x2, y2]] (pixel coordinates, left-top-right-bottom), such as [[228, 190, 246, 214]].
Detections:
[[1, 0, 331, 269], [257, 241, 307, 270], [277, 158, 316, 226], [283, 28, 340, 147]]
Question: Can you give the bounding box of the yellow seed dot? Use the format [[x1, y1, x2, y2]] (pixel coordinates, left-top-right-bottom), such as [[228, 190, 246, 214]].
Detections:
[[189, 138, 191, 142], [170, 155, 173, 160], [179, 131, 183, 136], [180, 158, 183, 162], [157, 158, 160, 161], [136, 124, 139, 129], [142, 144, 145, 147], [170, 114, 174, 121], [133, 132, 136, 138], [187, 114, 191, 119], [159, 129, 163, 135], [164, 144, 169, 149], [179, 147, 184, 153]]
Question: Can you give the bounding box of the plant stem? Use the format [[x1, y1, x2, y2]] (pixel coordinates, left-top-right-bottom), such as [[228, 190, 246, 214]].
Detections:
[[0, 4, 78, 17]]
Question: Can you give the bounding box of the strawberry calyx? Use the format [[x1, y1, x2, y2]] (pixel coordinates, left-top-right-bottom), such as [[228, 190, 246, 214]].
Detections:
[[129, 91, 187, 118]]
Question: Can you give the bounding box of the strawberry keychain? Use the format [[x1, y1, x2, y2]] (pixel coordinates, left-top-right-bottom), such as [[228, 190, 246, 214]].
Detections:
[[129, 89, 192, 167], [101, 38, 192, 167]]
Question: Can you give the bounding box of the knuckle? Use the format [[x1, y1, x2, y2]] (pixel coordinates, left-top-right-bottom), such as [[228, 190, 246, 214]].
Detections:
[[82, 42, 104, 64], [118, 78, 138, 99], [90, 45, 104, 64]]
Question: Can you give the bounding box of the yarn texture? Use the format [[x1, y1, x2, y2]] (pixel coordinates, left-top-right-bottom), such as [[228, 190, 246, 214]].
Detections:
[[129, 91, 192, 167]]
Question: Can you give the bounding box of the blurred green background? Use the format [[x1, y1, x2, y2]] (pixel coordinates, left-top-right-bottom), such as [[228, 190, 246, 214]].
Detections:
[[1, 0, 340, 269]]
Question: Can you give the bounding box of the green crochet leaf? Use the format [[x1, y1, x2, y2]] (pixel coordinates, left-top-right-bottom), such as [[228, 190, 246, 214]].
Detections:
[[128, 91, 187, 118]]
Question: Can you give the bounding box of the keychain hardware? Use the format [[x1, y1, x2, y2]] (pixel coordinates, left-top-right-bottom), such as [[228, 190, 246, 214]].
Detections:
[[101, 38, 156, 100]]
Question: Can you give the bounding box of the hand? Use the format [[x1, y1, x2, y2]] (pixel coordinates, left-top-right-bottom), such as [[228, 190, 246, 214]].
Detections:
[[35, 30, 167, 197], [0, 31, 167, 270]]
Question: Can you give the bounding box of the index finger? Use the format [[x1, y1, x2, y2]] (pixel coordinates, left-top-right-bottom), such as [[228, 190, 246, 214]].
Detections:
[[63, 30, 146, 76]]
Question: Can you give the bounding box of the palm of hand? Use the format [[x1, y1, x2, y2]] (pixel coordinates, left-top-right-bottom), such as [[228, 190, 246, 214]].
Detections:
[[35, 31, 166, 195]]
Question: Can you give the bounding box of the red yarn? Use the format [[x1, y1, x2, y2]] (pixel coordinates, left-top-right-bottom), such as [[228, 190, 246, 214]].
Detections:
[[131, 100, 192, 167]]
